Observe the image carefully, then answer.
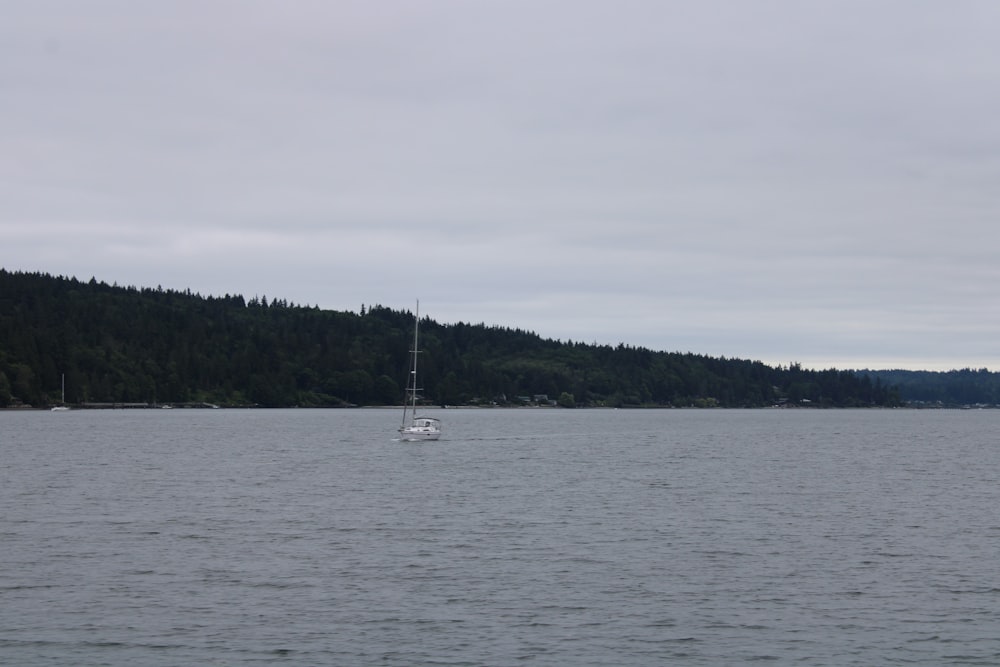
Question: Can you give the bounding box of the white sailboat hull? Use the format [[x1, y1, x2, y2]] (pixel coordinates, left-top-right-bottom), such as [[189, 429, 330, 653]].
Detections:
[[399, 417, 441, 441], [398, 428, 441, 441]]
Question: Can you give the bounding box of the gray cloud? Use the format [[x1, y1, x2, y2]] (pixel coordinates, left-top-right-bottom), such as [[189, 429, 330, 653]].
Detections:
[[4, 1, 1000, 370]]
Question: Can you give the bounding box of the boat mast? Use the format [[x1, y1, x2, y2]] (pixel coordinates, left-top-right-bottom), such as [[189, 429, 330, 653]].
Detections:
[[401, 300, 421, 428]]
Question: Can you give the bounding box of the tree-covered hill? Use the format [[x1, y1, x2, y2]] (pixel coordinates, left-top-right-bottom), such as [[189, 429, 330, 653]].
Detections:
[[1, 269, 902, 408], [861, 368, 1000, 407]]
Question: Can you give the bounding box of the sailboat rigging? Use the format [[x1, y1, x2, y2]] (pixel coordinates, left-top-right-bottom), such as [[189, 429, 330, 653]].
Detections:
[[398, 300, 441, 441], [51, 373, 70, 411]]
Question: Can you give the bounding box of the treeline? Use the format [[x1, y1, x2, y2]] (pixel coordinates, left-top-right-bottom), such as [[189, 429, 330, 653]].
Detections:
[[1, 269, 902, 409], [861, 368, 1000, 407]]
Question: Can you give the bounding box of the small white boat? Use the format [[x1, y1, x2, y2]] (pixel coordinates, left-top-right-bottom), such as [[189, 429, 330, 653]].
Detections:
[[400, 416, 441, 441], [51, 373, 70, 411], [398, 300, 441, 441]]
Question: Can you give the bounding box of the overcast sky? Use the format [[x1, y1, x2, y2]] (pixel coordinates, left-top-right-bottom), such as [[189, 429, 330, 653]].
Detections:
[[4, 1, 1000, 371]]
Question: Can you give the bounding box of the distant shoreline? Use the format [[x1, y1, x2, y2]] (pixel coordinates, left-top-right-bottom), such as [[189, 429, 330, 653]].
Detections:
[[5, 404, 992, 411]]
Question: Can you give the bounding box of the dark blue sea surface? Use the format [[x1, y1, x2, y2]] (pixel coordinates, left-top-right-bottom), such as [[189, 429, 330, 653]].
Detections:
[[2, 408, 999, 665]]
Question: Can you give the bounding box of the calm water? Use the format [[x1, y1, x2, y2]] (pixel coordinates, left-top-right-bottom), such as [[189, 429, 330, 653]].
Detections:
[[2, 408, 999, 666]]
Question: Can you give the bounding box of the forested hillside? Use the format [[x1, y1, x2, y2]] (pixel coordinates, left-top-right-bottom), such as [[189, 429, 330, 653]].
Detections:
[[862, 368, 1000, 407], [1, 270, 902, 408]]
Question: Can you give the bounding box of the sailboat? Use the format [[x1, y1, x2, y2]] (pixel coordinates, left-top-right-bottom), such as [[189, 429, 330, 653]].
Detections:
[[51, 373, 70, 411], [398, 300, 441, 441]]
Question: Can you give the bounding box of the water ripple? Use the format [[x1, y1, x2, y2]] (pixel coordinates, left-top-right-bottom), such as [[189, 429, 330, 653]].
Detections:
[[3, 408, 1000, 665]]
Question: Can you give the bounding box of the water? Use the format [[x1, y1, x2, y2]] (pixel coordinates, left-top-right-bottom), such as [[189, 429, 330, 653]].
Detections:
[[2, 408, 999, 666]]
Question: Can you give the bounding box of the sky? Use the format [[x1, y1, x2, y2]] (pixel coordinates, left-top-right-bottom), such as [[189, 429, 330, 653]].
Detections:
[[4, 1, 1000, 371]]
